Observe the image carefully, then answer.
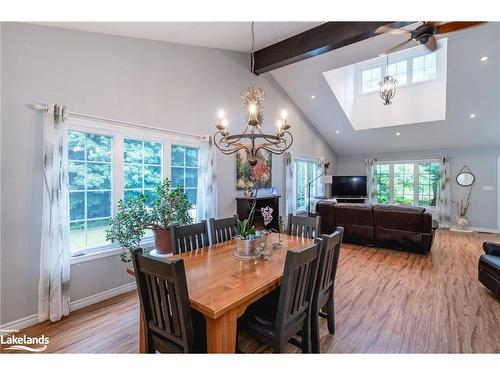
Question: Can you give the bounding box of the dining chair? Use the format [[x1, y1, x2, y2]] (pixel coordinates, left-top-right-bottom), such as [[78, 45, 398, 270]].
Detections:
[[287, 213, 321, 239], [130, 248, 206, 353], [310, 227, 344, 353], [171, 220, 210, 255], [209, 215, 239, 245], [240, 242, 321, 353]]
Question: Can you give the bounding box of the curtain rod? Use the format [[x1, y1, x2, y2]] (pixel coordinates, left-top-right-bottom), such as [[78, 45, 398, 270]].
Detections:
[[33, 103, 205, 141]]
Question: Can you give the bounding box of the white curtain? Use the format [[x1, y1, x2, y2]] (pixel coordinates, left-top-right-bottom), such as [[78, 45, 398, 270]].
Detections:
[[196, 136, 217, 222], [437, 155, 451, 227], [38, 104, 71, 322], [365, 158, 378, 204], [316, 156, 326, 197], [284, 152, 296, 221]]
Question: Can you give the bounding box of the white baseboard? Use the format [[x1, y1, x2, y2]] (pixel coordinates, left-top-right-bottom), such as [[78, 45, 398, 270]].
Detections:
[[69, 282, 136, 311], [470, 227, 500, 234], [0, 282, 137, 332], [0, 314, 39, 332]]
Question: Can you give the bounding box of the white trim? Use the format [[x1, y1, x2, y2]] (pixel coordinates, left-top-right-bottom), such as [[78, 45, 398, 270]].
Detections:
[[470, 227, 500, 234], [69, 282, 136, 311], [0, 283, 137, 332]]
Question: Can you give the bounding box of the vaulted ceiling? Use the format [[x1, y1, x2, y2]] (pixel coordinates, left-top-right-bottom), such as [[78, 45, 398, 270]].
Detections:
[[31, 21, 500, 155], [270, 22, 500, 155]]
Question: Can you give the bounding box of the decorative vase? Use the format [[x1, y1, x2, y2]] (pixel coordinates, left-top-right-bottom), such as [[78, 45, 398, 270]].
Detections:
[[235, 235, 267, 258], [153, 228, 173, 254], [244, 189, 253, 198], [456, 216, 470, 231]]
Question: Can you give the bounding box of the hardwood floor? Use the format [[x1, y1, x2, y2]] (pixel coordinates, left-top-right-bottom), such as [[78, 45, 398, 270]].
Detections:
[[11, 229, 500, 354]]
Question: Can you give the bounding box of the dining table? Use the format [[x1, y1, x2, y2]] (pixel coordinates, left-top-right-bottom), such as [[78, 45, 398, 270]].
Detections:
[[127, 232, 313, 353]]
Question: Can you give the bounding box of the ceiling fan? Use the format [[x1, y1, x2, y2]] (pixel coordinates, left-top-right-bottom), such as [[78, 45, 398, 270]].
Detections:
[[376, 22, 484, 54]]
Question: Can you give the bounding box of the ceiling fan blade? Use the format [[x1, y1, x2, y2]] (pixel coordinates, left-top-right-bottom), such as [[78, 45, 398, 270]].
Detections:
[[375, 25, 411, 36], [383, 38, 413, 55], [436, 22, 484, 34], [425, 36, 438, 51]]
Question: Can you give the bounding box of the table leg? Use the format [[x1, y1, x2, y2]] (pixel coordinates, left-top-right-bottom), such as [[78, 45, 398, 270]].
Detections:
[[204, 309, 238, 353], [139, 312, 146, 353]]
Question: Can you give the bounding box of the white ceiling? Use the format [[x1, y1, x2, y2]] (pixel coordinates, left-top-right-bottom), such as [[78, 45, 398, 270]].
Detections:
[[271, 22, 500, 155], [32, 22, 322, 52]]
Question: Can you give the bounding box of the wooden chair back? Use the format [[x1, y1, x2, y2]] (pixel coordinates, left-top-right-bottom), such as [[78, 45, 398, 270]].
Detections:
[[171, 220, 209, 255], [287, 214, 321, 239], [275, 243, 320, 335], [209, 215, 239, 245], [313, 227, 344, 308], [130, 248, 195, 353]]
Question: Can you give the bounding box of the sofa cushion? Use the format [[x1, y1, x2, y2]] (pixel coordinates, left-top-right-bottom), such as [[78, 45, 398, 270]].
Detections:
[[373, 204, 425, 232], [480, 255, 500, 275], [334, 203, 374, 244]]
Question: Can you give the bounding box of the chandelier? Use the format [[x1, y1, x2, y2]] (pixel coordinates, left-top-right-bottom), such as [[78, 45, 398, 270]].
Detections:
[[379, 53, 397, 105], [213, 22, 293, 166]]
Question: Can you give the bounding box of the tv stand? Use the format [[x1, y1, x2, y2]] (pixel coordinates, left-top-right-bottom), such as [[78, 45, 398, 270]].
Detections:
[[334, 197, 367, 204]]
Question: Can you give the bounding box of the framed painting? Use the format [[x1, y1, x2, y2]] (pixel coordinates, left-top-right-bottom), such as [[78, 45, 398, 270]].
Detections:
[[236, 149, 272, 190]]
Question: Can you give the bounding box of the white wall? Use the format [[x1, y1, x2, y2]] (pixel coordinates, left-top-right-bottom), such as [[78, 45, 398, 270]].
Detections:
[[336, 146, 499, 230], [0, 23, 336, 325]]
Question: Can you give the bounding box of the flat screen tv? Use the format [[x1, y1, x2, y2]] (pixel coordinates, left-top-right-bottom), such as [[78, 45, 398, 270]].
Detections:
[[332, 176, 367, 198]]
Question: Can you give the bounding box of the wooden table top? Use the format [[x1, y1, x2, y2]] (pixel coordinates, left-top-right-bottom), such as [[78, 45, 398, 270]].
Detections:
[[128, 233, 313, 319]]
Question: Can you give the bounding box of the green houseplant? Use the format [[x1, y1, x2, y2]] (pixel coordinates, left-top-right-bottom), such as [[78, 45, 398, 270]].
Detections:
[[106, 178, 193, 262]]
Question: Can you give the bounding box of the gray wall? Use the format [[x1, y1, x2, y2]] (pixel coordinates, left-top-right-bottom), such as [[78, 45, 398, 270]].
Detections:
[[0, 23, 336, 325], [336, 146, 499, 230]]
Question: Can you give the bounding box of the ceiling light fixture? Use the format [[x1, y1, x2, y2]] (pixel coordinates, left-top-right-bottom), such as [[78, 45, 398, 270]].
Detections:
[[311, 95, 316, 99], [213, 22, 293, 166], [379, 53, 397, 105], [396, 132, 401, 136], [335, 130, 340, 134], [480, 56, 488, 62], [470, 113, 476, 118]]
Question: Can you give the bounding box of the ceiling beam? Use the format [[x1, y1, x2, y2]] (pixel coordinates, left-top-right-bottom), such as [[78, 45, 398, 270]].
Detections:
[[253, 21, 415, 75]]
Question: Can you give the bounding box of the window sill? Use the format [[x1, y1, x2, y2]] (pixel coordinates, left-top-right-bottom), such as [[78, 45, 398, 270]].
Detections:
[[70, 248, 124, 265], [70, 241, 155, 265]]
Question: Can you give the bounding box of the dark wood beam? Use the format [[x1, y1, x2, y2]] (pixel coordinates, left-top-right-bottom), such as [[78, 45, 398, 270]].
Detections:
[[253, 21, 415, 75]]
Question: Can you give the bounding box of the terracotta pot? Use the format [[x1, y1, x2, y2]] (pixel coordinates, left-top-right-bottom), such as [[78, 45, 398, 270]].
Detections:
[[153, 228, 173, 254]]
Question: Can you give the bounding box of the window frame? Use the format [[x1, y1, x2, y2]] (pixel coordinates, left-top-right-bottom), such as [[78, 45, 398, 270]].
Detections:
[[293, 157, 318, 213], [357, 50, 439, 97], [67, 118, 201, 262], [374, 159, 440, 209]]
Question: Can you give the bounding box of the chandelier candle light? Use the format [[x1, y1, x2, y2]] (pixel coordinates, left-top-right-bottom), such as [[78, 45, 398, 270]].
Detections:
[[213, 22, 293, 166]]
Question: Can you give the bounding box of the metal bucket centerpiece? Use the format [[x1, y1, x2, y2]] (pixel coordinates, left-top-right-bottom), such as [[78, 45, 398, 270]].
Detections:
[[233, 204, 274, 260], [234, 231, 268, 259]]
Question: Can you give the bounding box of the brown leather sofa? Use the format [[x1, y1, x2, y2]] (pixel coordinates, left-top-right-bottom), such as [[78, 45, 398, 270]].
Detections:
[[316, 202, 436, 255], [479, 242, 500, 299]]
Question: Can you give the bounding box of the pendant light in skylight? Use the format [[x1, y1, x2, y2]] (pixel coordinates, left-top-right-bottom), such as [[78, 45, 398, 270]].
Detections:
[[379, 53, 397, 105]]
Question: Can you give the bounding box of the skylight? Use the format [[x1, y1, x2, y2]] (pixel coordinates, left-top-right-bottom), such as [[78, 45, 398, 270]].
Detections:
[[323, 38, 447, 131]]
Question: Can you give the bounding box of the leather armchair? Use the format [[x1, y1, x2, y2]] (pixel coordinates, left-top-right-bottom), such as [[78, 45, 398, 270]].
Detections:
[[478, 242, 500, 299]]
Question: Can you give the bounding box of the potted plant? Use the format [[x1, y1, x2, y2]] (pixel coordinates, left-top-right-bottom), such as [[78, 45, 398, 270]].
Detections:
[[234, 198, 273, 258], [106, 178, 193, 262]]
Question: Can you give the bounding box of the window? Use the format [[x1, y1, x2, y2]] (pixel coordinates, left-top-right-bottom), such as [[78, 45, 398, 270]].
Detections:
[[294, 159, 318, 211], [66, 122, 201, 256], [361, 67, 381, 93], [375, 164, 390, 204], [123, 139, 163, 207], [418, 163, 440, 206], [387, 60, 408, 85], [68, 131, 113, 253], [412, 52, 436, 83], [393, 163, 414, 205], [358, 51, 438, 96], [171, 145, 199, 218], [374, 161, 440, 207]]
